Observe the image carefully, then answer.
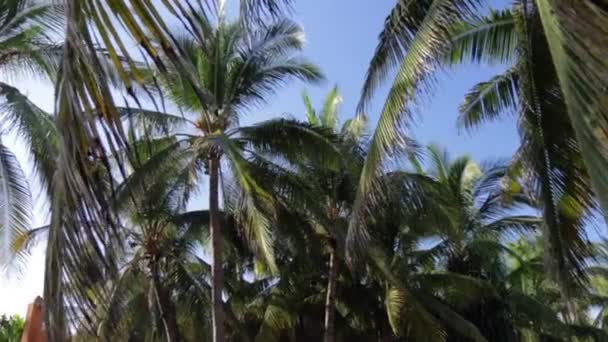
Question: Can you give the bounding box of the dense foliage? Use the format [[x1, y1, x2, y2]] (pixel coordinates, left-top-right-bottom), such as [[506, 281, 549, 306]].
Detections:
[[0, 315, 25, 342], [0, 0, 607, 341]]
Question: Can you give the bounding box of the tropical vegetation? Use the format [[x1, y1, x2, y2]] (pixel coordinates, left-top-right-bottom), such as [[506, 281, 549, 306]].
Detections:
[[0, 0, 607, 341], [0, 314, 25, 342]]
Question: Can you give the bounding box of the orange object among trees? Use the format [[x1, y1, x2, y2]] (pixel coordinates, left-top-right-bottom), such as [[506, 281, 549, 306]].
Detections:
[[20, 297, 46, 342]]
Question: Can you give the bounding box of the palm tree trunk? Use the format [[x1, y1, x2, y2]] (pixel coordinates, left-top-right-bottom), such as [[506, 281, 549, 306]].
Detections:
[[323, 244, 338, 342], [209, 157, 225, 342], [151, 264, 180, 342]]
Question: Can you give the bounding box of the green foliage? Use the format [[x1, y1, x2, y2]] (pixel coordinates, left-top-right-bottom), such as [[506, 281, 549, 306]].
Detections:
[[0, 314, 25, 342], [0, 0, 61, 273], [0, 0, 605, 341]]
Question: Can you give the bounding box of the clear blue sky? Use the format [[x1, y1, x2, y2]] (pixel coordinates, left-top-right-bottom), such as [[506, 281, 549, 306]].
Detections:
[[1, 0, 519, 315]]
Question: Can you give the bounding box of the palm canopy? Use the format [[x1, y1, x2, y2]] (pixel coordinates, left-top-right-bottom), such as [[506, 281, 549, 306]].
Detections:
[[44, 2, 324, 339], [355, 0, 608, 228], [447, 5, 598, 294], [383, 147, 606, 341], [353, 0, 602, 299], [103, 11, 340, 342], [119, 12, 329, 269], [0, 0, 62, 271]]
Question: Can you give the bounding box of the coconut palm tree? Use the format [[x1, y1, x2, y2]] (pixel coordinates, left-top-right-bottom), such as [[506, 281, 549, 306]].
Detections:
[[0, 0, 62, 270], [112, 11, 340, 341], [352, 0, 602, 304], [392, 146, 606, 341], [354, 0, 608, 232], [300, 86, 366, 342], [44, 1, 294, 338], [446, 5, 598, 301]]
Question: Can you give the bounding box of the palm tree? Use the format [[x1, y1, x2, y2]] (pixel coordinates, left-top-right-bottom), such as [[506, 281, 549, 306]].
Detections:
[[532, 0, 608, 221], [448, 5, 598, 300], [0, 0, 62, 270], [393, 146, 605, 341], [354, 0, 601, 303], [114, 11, 339, 342], [354, 0, 608, 233], [45, 1, 294, 338], [98, 161, 212, 342], [300, 85, 366, 342]]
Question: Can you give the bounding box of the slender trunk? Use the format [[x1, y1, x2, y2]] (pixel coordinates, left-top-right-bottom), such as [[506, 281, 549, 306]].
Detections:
[[209, 157, 225, 342], [151, 263, 180, 342], [323, 244, 338, 342]]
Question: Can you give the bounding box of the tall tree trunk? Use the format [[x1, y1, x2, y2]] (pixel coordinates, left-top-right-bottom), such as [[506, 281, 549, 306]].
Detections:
[[209, 157, 225, 342], [323, 242, 338, 342], [151, 263, 180, 342]]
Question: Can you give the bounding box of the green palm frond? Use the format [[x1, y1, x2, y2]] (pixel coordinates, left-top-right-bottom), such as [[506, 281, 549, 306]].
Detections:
[[341, 114, 367, 141], [483, 215, 540, 235], [0, 1, 64, 81], [351, 2, 484, 245], [514, 3, 597, 295], [359, 0, 434, 107], [416, 292, 489, 342], [219, 135, 277, 274], [506, 290, 566, 337], [115, 137, 200, 214], [534, 0, 608, 224], [254, 298, 296, 342], [118, 107, 194, 136], [302, 90, 317, 125], [236, 118, 342, 170], [46, 0, 318, 339], [444, 9, 518, 65], [0, 143, 32, 271], [97, 261, 145, 340], [9, 225, 47, 267], [385, 286, 450, 341], [240, 0, 293, 23], [320, 85, 342, 130], [0, 0, 63, 35], [458, 68, 518, 131], [359, 0, 482, 112], [0, 82, 57, 194]]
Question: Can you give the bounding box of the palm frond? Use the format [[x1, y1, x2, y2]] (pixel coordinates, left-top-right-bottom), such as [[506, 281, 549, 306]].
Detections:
[[236, 118, 342, 171], [302, 90, 317, 125], [320, 85, 342, 130], [385, 286, 446, 340], [45, 0, 314, 338], [443, 9, 518, 65], [0, 82, 57, 194], [218, 134, 277, 274], [0, 143, 32, 271], [240, 0, 293, 23], [415, 292, 489, 342], [458, 68, 518, 131], [254, 298, 296, 342], [534, 0, 608, 224], [118, 107, 194, 136], [359, 0, 434, 108]]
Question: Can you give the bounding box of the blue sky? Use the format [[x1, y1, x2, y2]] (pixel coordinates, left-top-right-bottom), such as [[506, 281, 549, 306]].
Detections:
[[0, 0, 519, 315]]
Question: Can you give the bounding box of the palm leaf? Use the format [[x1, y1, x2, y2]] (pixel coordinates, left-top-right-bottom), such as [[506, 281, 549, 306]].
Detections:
[[0, 82, 57, 194], [236, 118, 342, 171], [218, 134, 278, 274], [443, 9, 518, 65], [458, 68, 518, 131], [0, 143, 32, 271], [534, 0, 608, 224], [320, 85, 342, 130]]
